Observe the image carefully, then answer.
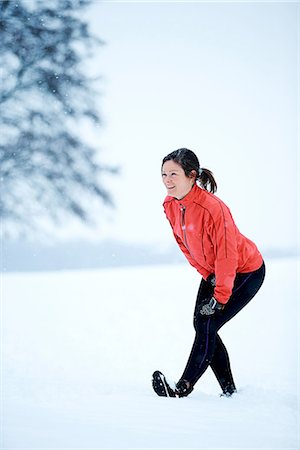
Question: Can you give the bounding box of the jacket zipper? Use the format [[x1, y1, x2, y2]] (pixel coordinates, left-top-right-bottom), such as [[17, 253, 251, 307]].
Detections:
[[180, 205, 189, 251]]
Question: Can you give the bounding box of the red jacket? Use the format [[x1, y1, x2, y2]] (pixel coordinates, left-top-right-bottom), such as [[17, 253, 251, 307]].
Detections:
[[163, 184, 263, 304]]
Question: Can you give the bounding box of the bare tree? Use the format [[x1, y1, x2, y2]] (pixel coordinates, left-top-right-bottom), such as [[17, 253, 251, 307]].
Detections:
[[0, 0, 116, 237]]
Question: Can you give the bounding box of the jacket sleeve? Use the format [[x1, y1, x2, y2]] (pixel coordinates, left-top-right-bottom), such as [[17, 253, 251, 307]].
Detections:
[[208, 203, 239, 303], [173, 232, 211, 280]]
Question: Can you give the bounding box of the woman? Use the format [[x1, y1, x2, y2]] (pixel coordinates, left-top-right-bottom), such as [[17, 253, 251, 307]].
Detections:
[[152, 148, 265, 398]]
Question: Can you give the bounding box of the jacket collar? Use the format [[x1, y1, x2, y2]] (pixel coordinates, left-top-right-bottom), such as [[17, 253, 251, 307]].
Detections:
[[164, 183, 203, 206]]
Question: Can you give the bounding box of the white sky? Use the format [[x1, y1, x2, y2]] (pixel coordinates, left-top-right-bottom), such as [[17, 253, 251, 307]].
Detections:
[[66, 0, 299, 252]]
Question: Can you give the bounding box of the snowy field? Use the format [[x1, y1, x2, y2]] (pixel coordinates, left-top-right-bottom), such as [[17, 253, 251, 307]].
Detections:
[[1, 257, 299, 449]]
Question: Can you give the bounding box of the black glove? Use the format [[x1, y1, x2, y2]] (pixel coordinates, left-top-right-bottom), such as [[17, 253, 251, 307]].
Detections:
[[207, 274, 216, 288], [199, 297, 224, 316]]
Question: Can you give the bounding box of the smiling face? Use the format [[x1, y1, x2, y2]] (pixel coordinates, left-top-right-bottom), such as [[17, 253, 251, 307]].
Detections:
[[161, 160, 196, 200]]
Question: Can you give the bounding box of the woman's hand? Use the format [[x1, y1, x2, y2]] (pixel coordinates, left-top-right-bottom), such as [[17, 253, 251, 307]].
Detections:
[[199, 297, 224, 316]]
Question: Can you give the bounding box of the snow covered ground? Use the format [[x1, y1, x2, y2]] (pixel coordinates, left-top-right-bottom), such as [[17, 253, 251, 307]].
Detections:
[[1, 257, 299, 449]]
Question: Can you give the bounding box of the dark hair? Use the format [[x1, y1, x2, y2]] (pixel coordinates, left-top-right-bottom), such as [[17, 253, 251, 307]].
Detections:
[[162, 148, 217, 194]]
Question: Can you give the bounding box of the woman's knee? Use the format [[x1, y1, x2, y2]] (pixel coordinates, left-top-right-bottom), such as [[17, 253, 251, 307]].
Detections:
[[193, 313, 217, 334]]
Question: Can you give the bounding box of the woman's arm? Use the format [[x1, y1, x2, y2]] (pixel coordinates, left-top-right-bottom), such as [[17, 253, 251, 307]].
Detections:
[[209, 203, 239, 303], [173, 232, 211, 280]]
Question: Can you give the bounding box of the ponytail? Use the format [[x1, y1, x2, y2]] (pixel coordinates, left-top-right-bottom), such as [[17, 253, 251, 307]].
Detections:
[[198, 168, 217, 194]]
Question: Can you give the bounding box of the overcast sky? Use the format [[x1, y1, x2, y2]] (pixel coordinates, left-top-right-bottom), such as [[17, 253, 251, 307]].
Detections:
[[63, 0, 299, 253]]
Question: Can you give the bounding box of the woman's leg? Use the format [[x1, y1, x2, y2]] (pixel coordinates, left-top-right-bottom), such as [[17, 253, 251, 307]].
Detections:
[[210, 334, 236, 395], [179, 277, 216, 385], [178, 262, 266, 392]]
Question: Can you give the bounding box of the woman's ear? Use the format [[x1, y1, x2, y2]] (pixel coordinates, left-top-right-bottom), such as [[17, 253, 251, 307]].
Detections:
[[189, 170, 197, 180]]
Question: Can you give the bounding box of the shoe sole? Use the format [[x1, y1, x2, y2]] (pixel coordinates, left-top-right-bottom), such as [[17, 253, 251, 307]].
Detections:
[[152, 370, 176, 397]]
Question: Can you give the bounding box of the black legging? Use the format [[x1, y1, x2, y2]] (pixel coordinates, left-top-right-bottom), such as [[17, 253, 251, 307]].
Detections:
[[181, 262, 266, 393]]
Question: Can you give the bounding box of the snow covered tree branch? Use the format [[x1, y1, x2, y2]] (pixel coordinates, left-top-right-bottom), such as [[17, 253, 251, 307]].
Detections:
[[0, 0, 117, 237]]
